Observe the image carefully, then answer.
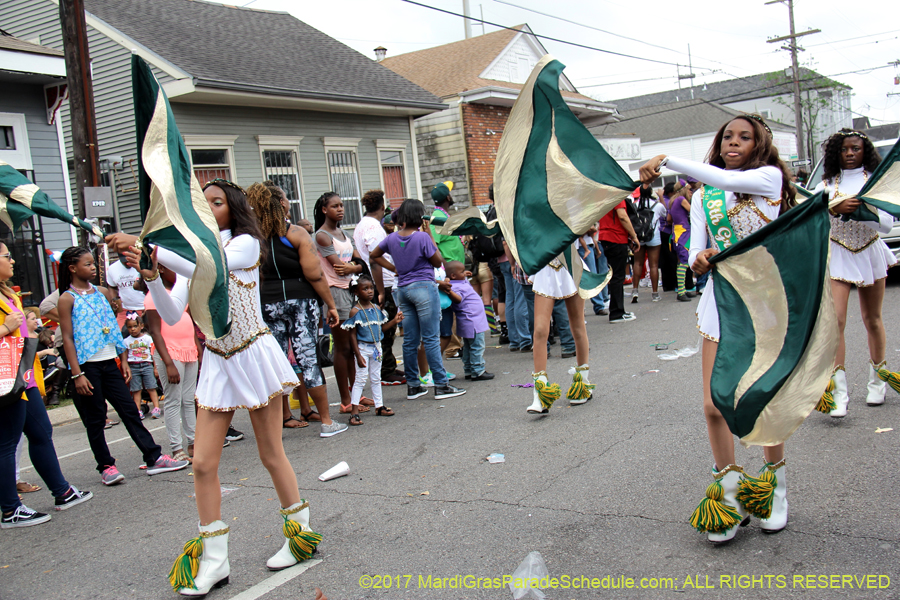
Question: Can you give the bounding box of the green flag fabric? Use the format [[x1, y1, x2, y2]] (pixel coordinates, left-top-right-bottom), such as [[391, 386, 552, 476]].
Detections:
[[850, 137, 900, 220], [708, 192, 838, 446], [0, 161, 103, 237], [132, 56, 230, 339], [493, 54, 636, 298], [438, 206, 502, 238]]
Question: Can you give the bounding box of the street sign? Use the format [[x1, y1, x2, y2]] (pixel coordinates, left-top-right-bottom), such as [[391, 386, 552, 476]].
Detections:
[[791, 159, 811, 168]]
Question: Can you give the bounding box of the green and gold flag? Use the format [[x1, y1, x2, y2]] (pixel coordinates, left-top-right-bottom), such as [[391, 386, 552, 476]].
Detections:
[[0, 161, 103, 237], [438, 206, 502, 238], [493, 54, 635, 297], [132, 56, 230, 339], [842, 137, 900, 221], [708, 192, 838, 446]]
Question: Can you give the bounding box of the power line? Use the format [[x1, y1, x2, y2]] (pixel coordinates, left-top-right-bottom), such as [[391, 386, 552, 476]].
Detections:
[[491, 0, 748, 73], [398, 0, 716, 70], [580, 75, 677, 88], [805, 29, 900, 48]]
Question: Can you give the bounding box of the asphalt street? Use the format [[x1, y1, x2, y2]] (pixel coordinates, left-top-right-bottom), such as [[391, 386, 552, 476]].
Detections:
[[3, 281, 899, 600]]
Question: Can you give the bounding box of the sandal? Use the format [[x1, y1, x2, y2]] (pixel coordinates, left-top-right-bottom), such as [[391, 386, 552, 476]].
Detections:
[[360, 396, 375, 407], [173, 450, 192, 463], [348, 414, 363, 426], [375, 406, 395, 417], [283, 416, 309, 428], [339, 404, 369, 413], [16, 482, 41, 493], [300, 410, 322, 423]]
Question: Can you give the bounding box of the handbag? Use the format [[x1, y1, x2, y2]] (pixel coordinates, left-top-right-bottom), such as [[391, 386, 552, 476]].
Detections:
[[316, 334, 334, 368], [0, 336, 39, 409]]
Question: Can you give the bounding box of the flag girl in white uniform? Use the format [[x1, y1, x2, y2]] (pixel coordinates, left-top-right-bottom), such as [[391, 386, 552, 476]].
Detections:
[[640, 114, 797, 545], [813, 130, 898, 415]]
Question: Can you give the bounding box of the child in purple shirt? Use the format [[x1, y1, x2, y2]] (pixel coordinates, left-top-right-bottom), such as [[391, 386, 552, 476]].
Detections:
[[446, 262, 494, 381]]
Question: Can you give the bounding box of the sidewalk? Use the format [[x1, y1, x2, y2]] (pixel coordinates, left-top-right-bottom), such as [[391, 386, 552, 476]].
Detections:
[[46, 403, 81, 427]]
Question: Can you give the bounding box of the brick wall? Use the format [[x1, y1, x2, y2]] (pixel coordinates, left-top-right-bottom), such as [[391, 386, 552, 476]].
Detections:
[[461, 103, 510, 207]]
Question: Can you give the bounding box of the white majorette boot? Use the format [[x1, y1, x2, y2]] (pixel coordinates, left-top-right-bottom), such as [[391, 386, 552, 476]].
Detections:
[[566, 365, 594, 405], [170, 520, 230, 597], [689, 464, 749, 544], [266, 500, 323, 571], [737, 460, 787, 533], [526, 371, 560, 414], [829, 366, 849, 418], [868, 360, 888, 406]]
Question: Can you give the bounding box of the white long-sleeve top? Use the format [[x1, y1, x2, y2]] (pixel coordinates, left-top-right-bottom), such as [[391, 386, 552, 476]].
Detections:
[[146, 229, 259, 326], [663, 157, 783, 266], [813, 167, 893, 234]]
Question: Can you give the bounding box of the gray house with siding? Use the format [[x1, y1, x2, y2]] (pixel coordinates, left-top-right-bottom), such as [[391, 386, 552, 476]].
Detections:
[[0, 31, 74, 303], [0, 0, 446, 234]]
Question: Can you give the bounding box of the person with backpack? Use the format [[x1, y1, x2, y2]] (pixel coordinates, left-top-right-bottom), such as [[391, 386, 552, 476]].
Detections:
[[597, 196, 641, 323], [630, 183, 667, 303], [469, 201, 506, 338]]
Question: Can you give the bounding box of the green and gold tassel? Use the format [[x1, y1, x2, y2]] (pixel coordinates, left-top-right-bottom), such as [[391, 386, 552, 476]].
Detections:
[[736, 466, 777, 519], [168, 536, 203, 592], [566, 371, 594, 401], [535, 379, 561, 410], [815, 377, 836, 413], [874, 361, 900, 394], [688, 480, 742, 534], [283, 516, 322, 562]]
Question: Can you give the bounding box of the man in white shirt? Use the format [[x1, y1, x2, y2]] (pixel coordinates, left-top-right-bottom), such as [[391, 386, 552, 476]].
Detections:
[[106, 256, 146, 328], [355, 190, 405, 385]]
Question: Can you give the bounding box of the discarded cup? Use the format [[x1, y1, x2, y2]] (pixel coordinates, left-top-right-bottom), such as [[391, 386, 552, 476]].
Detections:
[[318, 461, 350, 481], [487, 453, 505, 464]]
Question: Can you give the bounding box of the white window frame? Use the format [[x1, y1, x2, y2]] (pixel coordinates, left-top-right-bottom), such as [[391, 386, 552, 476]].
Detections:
[[0, 113, 33, 171], [323, 137, 362, 227], [183, 134, 238, 184], [375, 139, 410, 204], [257, 135, 305, 219]]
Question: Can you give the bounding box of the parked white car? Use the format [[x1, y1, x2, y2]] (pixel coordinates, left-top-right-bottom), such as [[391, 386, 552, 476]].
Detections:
[[807, 138, 900, 261]]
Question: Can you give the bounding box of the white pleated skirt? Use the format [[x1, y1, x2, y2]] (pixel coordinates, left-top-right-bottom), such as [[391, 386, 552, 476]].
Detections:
[[532, 264, 578, 300], [829, 239, 897, 287]]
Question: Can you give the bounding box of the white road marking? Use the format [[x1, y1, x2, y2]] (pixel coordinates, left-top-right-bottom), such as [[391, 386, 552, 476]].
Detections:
[[19, 425, 167, 472], [226, 559, 321, 600]]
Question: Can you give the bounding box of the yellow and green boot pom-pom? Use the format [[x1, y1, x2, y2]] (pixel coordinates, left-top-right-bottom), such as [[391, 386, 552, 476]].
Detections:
[[283, 516, 323, 562], [535, 379, 561, 410], [874, 362, 900, 394], [566, 372, 595, 401], [688, 480, 742, 534], [815, 377, 836, 413], [736, 467, 777, 519], [168, 537, 203, 591]]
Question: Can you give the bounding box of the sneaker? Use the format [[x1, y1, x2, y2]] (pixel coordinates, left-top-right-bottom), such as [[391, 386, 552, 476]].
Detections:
[[138, 410, 145, 420], [1, 505, 51, 529], [471, 371, 495, 381], [225, 426, 244, 441], [561, 350, 576, 359], [446, 371, 457, 381], [101, 465, 125, 486], [320, 421, 349, 438], [594, 308, 609, 316], [445, 350, 461, 360], [434, 384, 466, 400], [146, 455, 190, 476], [631, 291, 639, 304], [623, 277, 633, 285], [652, 293, 661, 302], [381, 372, 406, 386], [55, 486, 93, 511], [677, 294, 692, 302], [610, 313, 637, 323], [150, 407, 162, 419], [520, 344, 533, 352], [407, 385, 429, 400], [499, 334, 509, 345], [419, 371, 435, 387], [223, 439, 230, 448]]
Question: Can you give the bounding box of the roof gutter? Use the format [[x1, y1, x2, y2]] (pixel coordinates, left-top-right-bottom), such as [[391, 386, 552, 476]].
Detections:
[[193, 77, 447, 112]]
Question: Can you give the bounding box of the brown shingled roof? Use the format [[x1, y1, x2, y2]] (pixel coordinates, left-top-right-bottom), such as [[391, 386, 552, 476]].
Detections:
[[380, 25, 595, 103]]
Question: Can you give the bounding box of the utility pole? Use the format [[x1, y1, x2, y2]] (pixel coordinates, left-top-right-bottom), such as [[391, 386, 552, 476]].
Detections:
[[59, 0, 101, 245], [678, 44, 696, 99], [766, 0, 820, 162]]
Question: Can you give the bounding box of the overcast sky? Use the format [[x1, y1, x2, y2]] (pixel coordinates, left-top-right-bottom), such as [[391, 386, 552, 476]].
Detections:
[[230, 0, 900, 125]]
